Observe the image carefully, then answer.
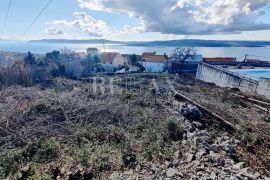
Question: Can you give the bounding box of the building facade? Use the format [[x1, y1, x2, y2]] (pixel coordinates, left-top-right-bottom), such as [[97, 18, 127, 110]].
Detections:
[[142, 52, 168, 73]]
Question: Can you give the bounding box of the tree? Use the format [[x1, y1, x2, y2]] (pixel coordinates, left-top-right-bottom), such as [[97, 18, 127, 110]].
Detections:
[[87, 55, 100, 68], [134, 62, 145, 72], [171, 47, 197, 64], [130, 54, 138, 65], [81, 55, 101, 77], [24, 52, 36, 66], [46, 51, 60, 62], [51, 63, 66, 77], [58, 48, 79, 78]]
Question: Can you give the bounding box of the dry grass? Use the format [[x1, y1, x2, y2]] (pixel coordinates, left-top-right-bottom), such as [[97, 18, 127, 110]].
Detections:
[[0, 74, 270, 178]]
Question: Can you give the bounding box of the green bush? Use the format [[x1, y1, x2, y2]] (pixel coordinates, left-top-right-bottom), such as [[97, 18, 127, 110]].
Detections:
[[0, 149, 23, 178], [92, 144, 122, 172], [163, 144, 175, 161], [166, 117, 184, 141], [23, 138, 60, 163], [74, 144, 90, 166], [77, 125, 127, 146]]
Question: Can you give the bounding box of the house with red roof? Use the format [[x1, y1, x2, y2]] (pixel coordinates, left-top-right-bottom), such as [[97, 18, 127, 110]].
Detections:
[[101, 52, 127, 66], [203, 57, 236, 63], [142, 52, 168, 73], [100, 52, 128, 72]]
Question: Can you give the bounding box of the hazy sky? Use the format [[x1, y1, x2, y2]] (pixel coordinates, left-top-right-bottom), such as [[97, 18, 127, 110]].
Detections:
[[1, 0, 270, 41]]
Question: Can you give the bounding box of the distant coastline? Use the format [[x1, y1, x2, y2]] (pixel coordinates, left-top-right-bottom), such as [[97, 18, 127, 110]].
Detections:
[[28, 39, 270, 47]]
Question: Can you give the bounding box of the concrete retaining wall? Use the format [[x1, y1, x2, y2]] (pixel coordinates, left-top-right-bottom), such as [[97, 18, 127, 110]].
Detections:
[[257, 78, 270, 98], [196, 63, 270, 99]]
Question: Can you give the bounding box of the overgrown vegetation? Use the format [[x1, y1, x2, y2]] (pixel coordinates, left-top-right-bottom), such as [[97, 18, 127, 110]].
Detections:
[[0, 49, 102, 88], [0, 72, 270, 178], [0, 75, 180, 178]]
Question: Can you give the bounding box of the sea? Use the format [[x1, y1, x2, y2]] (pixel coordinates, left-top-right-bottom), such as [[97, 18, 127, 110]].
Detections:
[[1, 41, 270, 79], [230, 69, 270, 79]]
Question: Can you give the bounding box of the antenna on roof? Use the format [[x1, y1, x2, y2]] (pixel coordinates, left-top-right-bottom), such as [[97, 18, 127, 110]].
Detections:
[[243, 54, 248, 63], [103, 41, 106, 53]]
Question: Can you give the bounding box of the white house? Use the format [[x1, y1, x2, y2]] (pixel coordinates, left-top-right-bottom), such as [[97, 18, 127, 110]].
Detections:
[[142, 52, 168, 73]]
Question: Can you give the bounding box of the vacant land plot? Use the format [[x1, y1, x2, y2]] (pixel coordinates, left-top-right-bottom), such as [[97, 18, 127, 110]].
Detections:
[[0, 74, 269, 179]]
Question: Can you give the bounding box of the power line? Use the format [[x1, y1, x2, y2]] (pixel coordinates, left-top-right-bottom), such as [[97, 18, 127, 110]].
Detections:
[[22, 0, 53, 37], [1, 0, 12, 35]]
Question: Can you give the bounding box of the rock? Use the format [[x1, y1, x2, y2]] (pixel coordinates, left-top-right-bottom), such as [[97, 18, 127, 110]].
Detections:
[[223, 144, 236, 157], [196, 148, 207, 159], [186, 153, 194, 162], [189, 106, 203, 122], [150, 165, 159, 173], [210, 172, 217, 180], [135, 165, 141, 172], [180, 104, 190, 116], [60, 167, 66, 175], [182, 140, 187, 145], [196, 130, 210, 138], [233, 162, 245, 170], [189, 126, 197, 133], [123, 169, 134, 176], [235, 174, 244, 179], [166, 168, 183, 178], [196, 164, 205, 171], [180, 105, 202, 122], [224, 159, 234, 167], [222, 136, 230, 141], [234, 139, 241, 145], [239, 167, 251, 175], [109, 172, 120, 180], [174, 150, 180, 159], [264, 116, 270, 122], [165, 161, 173, 168], [242, 173, 259, 180], [193, 121, 204, 130], [123, 153, 136, 168], [208, 151, 220, 164], [238, 167, 260, 179]]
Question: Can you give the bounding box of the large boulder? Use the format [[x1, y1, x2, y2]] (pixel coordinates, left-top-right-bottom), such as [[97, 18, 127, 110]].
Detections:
[[180, 105, 202, 122]]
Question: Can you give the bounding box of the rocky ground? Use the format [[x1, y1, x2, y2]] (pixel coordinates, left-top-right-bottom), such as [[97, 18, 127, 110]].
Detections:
[[0, 73, 269, 179], [108, 104, 268, 179]]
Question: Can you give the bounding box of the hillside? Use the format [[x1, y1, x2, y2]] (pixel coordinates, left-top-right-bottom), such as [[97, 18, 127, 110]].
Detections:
[[28, 39, 124, 45]]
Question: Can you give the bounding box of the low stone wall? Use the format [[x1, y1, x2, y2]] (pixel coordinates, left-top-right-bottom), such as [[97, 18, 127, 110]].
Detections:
[[196, 63, 270, 99]]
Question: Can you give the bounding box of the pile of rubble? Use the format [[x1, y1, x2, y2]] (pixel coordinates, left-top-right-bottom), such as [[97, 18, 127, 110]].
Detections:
[[109, 104, 269, 179]]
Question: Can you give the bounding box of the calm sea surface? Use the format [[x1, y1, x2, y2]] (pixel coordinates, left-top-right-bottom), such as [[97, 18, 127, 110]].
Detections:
[[230, 69, 270, 79]]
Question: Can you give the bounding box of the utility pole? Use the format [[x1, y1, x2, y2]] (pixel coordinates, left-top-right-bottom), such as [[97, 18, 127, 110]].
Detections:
[[243, 54, 248, 63], [103, 42, 106, 53]]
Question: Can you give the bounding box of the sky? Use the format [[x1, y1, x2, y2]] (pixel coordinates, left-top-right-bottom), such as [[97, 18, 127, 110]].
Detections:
[[1, 0, 270, 41]]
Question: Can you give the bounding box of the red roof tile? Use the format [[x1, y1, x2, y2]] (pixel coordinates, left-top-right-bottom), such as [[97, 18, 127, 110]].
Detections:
[[101, 52, 118, 64], [143, 52, 155, 59], [145, 55, 167, 63], [203, 57, 236, 62]]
